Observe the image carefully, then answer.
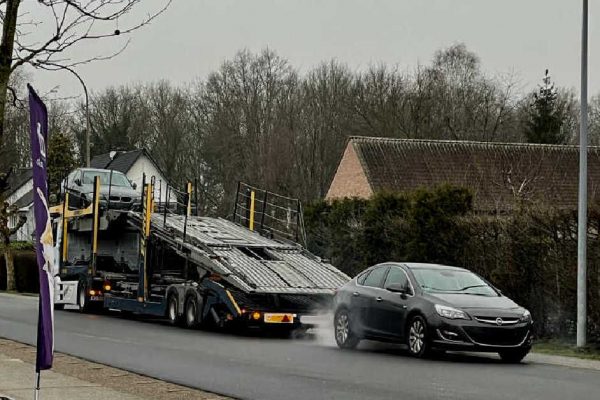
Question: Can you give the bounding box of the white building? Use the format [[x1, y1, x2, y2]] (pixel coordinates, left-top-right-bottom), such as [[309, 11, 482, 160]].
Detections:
[[6, 169, 34, 242]]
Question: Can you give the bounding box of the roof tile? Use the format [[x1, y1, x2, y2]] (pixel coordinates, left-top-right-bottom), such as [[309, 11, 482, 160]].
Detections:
[[350, 136, 600, 211]]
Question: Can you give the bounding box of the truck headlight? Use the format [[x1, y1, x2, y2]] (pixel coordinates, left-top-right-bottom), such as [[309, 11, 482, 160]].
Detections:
[[435, 304, 470, 320]]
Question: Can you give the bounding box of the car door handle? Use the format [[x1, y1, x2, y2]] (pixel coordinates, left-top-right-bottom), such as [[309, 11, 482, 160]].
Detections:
[[352, 292, 360, 297], [375, 297, 383, 302]]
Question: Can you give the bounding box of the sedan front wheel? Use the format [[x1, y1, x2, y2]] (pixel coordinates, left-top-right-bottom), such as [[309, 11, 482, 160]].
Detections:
[[499, 348, 530, 363], [407, 315, 431, 358]]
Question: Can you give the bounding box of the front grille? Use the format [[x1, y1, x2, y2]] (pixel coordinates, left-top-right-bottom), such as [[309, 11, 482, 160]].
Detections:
[[463, 326, 529, 346], [109, 196, 132, 203], [475, 316, 520, 325]]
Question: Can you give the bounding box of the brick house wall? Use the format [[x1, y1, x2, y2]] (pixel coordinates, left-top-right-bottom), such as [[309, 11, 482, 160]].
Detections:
[[325, 142, 373, 201]]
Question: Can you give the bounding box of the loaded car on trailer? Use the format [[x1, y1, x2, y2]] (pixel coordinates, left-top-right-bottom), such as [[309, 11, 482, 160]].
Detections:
[[52, 176, 349, 333]]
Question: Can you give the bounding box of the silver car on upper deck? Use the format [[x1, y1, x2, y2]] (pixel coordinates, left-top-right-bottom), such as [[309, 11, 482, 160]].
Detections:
[[61, 168, 141, 210]]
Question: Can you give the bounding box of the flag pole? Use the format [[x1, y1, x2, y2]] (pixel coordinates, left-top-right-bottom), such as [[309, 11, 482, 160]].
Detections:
[[28, 84, 55, 400], [34, 370, 41, 400]]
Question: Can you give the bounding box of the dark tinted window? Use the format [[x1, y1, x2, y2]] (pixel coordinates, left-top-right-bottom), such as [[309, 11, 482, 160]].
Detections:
[[384, 267, 409, 289], [356, 270, 370, 285], [362, 266, 388, 288]]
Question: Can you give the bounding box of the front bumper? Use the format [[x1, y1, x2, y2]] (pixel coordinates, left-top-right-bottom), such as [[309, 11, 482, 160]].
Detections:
[[429, 315, 533, 352]]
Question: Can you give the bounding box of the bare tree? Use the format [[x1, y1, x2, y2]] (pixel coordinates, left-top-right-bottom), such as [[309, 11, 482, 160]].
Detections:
[[0, 0, 171, 290], [297, 60, 354, 199], [198, 49, 300, 212]]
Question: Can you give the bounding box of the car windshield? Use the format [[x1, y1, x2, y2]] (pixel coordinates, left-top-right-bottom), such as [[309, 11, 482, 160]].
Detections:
[[82, 171, 132, 187], [412, 268, 498, 296]]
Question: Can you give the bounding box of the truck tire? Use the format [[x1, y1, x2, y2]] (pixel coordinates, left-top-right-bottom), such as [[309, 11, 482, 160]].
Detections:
[[78, 283, 90, 313], [184, 295, 201, 329], [166, 294, 182, 326]]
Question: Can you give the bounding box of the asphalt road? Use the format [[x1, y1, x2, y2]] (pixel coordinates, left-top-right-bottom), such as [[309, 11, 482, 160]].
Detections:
[[0, 293, 597, 400]]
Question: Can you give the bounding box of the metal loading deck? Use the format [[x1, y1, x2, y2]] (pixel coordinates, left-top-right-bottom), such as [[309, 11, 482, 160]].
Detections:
[[138, 213, 350, 295]]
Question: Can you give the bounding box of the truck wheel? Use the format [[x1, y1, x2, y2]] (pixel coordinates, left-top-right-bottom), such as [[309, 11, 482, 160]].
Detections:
[[78, 284, 90, 313], [167, 294, 181, 326], [184, 296, 200, 329]]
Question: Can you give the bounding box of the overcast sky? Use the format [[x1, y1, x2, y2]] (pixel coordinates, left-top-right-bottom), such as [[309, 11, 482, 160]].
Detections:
[[28, 0, 598, 100]]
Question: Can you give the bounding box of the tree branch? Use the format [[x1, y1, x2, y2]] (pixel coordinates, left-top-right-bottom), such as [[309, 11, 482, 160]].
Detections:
[[11, 0, 172, 72]]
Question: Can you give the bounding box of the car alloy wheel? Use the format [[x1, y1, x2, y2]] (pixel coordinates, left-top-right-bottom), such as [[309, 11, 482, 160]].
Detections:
[[407, 315, 430, 357], [336, 313, 349, 343], [334, 310, 360, 349]]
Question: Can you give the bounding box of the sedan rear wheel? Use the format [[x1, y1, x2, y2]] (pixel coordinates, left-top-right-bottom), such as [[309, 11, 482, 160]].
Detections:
[[334, 309, 360, 349], [407, 315, 431, 358]]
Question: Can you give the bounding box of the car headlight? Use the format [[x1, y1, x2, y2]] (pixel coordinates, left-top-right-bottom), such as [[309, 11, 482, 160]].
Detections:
[[435, 304, 470, 320], [521, 309, 531, 322]]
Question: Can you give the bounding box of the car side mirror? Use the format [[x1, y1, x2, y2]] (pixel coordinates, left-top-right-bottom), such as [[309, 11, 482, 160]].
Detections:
[[74, 178, 82, 186], [386, 283, 411, 296]]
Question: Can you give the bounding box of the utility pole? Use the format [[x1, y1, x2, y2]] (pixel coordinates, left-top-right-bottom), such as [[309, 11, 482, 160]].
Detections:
[[577, 0, 588, 348]]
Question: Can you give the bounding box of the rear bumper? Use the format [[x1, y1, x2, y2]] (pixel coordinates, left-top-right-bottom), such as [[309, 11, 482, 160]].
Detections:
[[235, 311, 324, 330], [429, 317, 534, 352]]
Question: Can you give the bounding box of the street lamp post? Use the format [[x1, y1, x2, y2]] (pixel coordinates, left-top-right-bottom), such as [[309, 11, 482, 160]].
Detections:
[[44, 63, 91, 166], [577, 0, 589, 348]]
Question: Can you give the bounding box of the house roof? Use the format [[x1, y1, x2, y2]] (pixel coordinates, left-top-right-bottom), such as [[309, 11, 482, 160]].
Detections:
[[13, 189, 33, 209], [348, 136, 600, 211], [91, 149, 145, 173], [90, 149, 167, 180], [5, 168, 32, 197]]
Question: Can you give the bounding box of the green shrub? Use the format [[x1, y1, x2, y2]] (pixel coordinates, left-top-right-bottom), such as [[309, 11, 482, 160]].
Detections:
[[0, 249, 39, 293]]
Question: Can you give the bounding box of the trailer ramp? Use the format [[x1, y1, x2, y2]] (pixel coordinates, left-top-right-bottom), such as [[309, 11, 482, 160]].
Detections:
[[145, 213, 349, 295]]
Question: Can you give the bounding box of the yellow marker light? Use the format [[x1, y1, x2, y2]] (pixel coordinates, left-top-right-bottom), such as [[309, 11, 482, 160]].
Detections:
[[103, 284, 111, 291], [252, 312, 261, 321], [249, 191, 255, 231]]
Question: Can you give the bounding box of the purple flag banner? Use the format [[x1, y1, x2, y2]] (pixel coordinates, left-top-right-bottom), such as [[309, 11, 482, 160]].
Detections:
[[28, 84, 55, 372]]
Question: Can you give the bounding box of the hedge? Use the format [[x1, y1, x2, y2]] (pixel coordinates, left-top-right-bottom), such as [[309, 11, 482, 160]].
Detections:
[[0, 247, 39, 293]]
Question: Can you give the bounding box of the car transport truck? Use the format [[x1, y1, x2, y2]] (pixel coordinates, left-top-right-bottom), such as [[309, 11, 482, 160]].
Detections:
[[51, 175, 349, 333]]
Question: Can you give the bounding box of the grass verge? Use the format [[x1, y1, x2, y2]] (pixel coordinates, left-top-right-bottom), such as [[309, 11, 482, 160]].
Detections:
[[533, 340, 600, 361]]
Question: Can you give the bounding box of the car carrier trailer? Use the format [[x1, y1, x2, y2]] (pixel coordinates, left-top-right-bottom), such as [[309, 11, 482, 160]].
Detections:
[[52, 177, 349, 332]]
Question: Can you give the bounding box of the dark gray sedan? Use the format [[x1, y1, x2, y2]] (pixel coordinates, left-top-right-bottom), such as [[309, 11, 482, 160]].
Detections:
[[62, 168, 140, 210], [333, 262, 533, 363]]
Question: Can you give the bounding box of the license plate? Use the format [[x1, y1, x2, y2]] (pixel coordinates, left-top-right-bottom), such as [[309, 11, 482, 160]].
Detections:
[[264, 313, 295, 324], [299, 315, 324, 325], [90, 296, 103, 301]]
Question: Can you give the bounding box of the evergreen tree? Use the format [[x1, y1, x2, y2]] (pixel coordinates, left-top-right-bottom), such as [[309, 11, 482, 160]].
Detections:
[[525, 70, 568, 144], [48, 132, 77, 198]]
